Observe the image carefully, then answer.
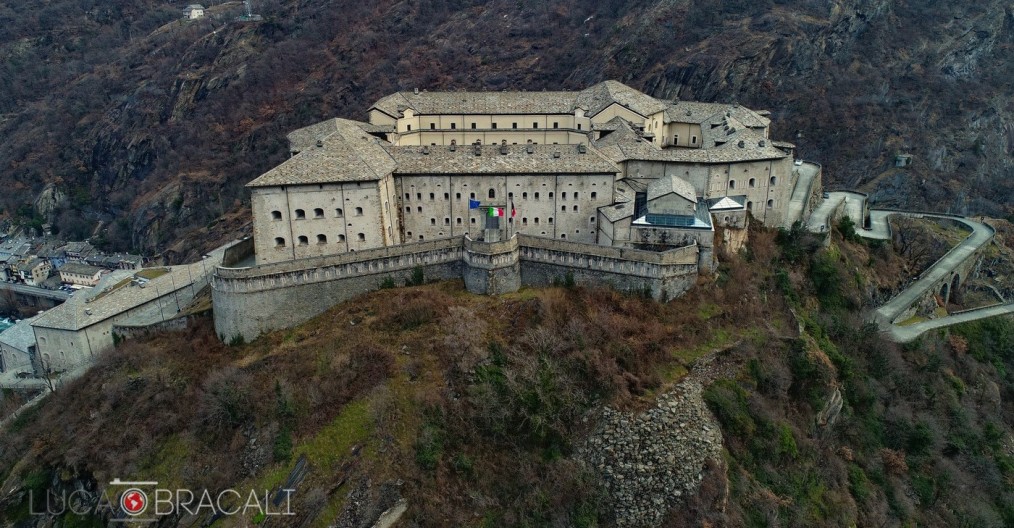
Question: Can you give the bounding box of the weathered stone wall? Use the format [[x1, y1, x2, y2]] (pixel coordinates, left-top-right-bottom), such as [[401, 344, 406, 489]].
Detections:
[[213, 234, 702, 342]]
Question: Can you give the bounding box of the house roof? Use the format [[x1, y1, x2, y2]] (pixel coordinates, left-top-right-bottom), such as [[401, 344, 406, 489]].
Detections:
[[247, 119, 397, 187], [60, 262, 104, 276], [647, 175, 697, 203], [386, 143, 619, 175], [369, 80, 668, 119], [0, 314, 44, 354], [707, 195, 747, 211]]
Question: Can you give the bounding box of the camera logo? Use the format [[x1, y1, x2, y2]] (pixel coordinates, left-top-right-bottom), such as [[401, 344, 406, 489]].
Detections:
[[120, 488, 148, 516]]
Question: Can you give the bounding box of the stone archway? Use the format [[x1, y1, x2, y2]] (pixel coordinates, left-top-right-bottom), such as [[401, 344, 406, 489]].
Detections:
[[948, 274, 962, 306], [940, 281, 950, 303]]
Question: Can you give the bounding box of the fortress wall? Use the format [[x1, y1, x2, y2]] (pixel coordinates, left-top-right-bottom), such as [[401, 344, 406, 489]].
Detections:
[[213, 235, 701, 342], [517, 236, 699, 300], [214, 239, 465, 342]]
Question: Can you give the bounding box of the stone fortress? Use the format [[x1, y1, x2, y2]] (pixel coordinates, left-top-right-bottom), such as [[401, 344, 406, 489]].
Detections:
[[213, 81, 823, 341]]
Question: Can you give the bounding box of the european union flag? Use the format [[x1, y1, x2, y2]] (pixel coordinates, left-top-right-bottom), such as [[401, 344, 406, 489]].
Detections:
[[468, 199, 481, 209]]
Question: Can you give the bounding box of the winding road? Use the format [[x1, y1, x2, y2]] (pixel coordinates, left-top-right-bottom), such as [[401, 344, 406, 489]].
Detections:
[[806, 193, 1011, 342]]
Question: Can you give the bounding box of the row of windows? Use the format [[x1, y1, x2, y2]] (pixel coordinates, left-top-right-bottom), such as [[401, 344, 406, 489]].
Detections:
[[728, 177, 777, 190], [273, 233, 364, 247], [409, 121, 580, 131], [742, 200, 776, 211], [404, 190, 600, 201], [272, 207, 363, 220]]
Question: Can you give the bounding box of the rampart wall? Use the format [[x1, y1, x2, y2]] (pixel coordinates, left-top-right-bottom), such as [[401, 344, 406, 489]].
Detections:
[[213, 235, 703, 342]]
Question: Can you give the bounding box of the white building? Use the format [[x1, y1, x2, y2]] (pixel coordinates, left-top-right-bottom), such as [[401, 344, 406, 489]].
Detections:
[[183, 4, 205, 19]]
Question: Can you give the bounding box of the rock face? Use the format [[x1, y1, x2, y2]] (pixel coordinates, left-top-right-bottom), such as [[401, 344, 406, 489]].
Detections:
[[577, 381, 723, 527]]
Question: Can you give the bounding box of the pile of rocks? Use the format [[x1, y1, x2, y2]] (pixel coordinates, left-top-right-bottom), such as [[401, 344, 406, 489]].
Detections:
[[577, 381, 723, 527]]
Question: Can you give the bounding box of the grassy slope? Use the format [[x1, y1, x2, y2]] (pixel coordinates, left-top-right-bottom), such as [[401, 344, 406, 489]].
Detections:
[[0, 222, 1010, 527]]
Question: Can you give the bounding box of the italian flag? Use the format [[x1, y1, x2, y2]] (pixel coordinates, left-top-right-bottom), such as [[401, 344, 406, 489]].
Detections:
[[488, 207, 504, 217]]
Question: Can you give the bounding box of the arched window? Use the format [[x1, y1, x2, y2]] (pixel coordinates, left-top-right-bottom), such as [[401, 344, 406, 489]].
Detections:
[[317, 234, 327, 244], [562, 192, 567, 199], [749, 178, 756, 188], [295, 209, 306, 219], [767, 199, 774, 209], [271, 210, 282, 220], [456, 218, 462, 225], [335, 208, 344, 217], [429, 193, 435, 200], [488, 189, 496, 199], [338, 234, 346, 242], [522, 217, 528, 225], [297, 236, 308, 246], [357, 233, 365, 241], [561, 205, 567, 212], [355, 207, 363, 216], [561, 233, 566, 239], [444, 218, 450, 225], [313, 208, 324, 218], [534, 192, 540, 200], [548, 218, 554, 224], [534, 217, 540, 225], [770, 176, 777, 186], [729, 180, 736, 189], [523, 192, 528, 199], [573, 205, 578, 212], [274, 237, 286, 247], [747, 201, 753, 211], [431, 218, 436, 225]]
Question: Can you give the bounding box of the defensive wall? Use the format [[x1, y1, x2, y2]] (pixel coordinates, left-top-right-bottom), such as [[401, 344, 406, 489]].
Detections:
[[213, 234, 701, 342]]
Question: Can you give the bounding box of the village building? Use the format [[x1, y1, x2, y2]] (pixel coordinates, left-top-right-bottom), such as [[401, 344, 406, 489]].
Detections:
[[183, 4, 205, 19], [59, 262, 107, 287], [20, 258, 52, 286], [0, 314, 43, 375]]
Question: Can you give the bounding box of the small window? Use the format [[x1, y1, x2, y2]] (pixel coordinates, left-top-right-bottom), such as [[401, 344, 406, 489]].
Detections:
[[444, 218, 450, 225], [456, 218, 462, 225], [431, 218, 436, 225], [406, 232, 412, 238], [573, 205, 578, 212], [561, 205, 567, 212], [450, 123, 456, 130], [429, 192, 435, 200], [355, 207, 364, 216], [591, 192, 597, 199], [274, 237, 286, 247], [560, 234, 566, 239], [471, 218, 476, 224], [522, 217, 528, 225], [313, 208, 324, 218], [317, 234, 327, 244], [674, 134, 679, 145], [729, 180, 736, 189], [444, 192, 449, 199], [492, 123, 497, 129], [574, 192, 579, 200], [406, 125, 411, 131], [471, 123, 476, 129], [271, 210, 282, 220], [533, 122, 539, 128], [548, 217, 554, 224], [747, 201, 753, 211], [430, 123, 436, 130], [590, 216, 596, 223], [534, 192, 540, 200], [417, 193, 422, 200], [562, 192, 567, 199], [770, 176, 777, 186], [405, 193, 410, 200], [405, 207, 411, 213], [512, 123, 517, 129], [357, 233, 366, 241], [577, 124, 582, 130], [534, 217, 540, 225], [523, 192, 528, 199], [417, 206, 422, 212], [336, 208, 344, 217], [295, 209, 306, 219], [338, 234, 346, 242], [692, 135, 697, 144], [419, 235, 424, 240], [488, 189, 496, 199], [749, 178, 756, 188], [470, 192, 476, 199], [767, 199, 774, 209], [297, 236, 308, 246], [456, 192, 461, 199], [549, 192, 554, 198]]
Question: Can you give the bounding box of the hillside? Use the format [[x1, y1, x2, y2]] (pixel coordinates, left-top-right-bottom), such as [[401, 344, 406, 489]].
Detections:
[[1, 0, 1012, 260], [0, 221, 1010, 526]]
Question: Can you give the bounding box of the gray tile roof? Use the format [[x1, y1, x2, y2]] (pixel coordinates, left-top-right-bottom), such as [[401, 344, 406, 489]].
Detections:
[[248, 119, 397, 187], [0, 314, 44, 353], [664, 101, 770, 129], [594, 128, 787, 164], [369, 81, 668, 119], [59, 262, 104, 276], [648, 175, 697, 202], [385, 144, 620, 175]]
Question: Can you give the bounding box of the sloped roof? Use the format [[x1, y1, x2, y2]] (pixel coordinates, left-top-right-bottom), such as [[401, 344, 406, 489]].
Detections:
[[647, 175, 697, 203], [385, 144, 619, 175], [574, 80, 668, 118], [0, 314, 44, 354], [664, 101, 770, 129], [707, 195, 747, 211], [248, 119, 397, 187], [368, 80, 668, 119]]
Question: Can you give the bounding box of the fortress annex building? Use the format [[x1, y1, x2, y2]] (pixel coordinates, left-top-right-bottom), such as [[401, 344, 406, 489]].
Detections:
[[215, 81, 822, 341]]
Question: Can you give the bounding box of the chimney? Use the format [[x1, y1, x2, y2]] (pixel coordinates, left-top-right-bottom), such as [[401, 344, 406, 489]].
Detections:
[[316, 140, 324, 147], [759, 140, 766, 147], [449, 139, 456, 152], [526, 145, 534, 154], [737, 140, 745, 148], [421, 146, 430, 155], [553, 151, 561, 158], [500, 139, 508, 155], [413, 87, 419, 95], [474, 144, 482, 156], [577, 144, 587, 154]]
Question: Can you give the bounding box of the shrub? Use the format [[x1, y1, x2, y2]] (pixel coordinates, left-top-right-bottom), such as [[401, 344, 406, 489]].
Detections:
[[704, 380, 756, 437], [379, 276, 396, 289]]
